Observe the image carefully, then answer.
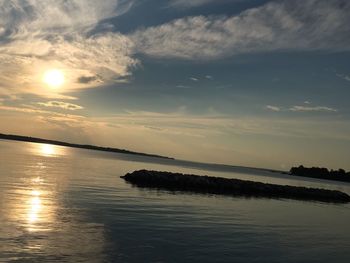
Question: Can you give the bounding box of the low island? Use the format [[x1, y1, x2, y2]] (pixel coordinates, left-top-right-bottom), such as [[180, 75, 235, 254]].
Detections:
[[290, 165, 350, 183], [121, 170, 350, 203], [0, 133, 173, 160]]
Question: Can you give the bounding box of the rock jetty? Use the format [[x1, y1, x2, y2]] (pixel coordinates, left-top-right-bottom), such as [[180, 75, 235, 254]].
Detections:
[[121, 170, 350, 203]]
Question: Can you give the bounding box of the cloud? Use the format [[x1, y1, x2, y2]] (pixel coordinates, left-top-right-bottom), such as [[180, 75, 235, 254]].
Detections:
[[169, 0, 222, 8], [0, 104, 84, 119], [190, 77, 199, 81], [132, 0, 350, 59], [0, 0, 137, 99], [289, 105, 338, 112], [0, 0, 133, 36], [0, 32, 138, 98], [38, 101, 84, 111], [77, 75, 99, 84], [2, 0, 349, 101], [266, 103, 338, 113], [96, 109, 350, 142], [337, 73, 350, 82], [266, 105, 281, 112], [176, 85, 191, 89]]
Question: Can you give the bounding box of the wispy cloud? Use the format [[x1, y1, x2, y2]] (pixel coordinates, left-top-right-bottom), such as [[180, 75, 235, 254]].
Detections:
[[176, 85, 191, 89], [98, 110, 350, 141], [38, 101, 84, 111], [0, 104, 85, 119], [132, 0, 350, 59], [266, 105, 281, 112], [289, 106, 338, 112], [190, 77, 199, 81], [266, 104, 338, 113], [337, 73, 350, 82]]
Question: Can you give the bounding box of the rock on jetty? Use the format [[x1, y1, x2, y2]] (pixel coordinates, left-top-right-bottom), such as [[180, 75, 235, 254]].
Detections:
[[121, 170, 350, 203]]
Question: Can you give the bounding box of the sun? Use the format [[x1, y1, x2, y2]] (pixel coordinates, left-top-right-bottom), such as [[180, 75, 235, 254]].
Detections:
[[43, 69, 65, 88]]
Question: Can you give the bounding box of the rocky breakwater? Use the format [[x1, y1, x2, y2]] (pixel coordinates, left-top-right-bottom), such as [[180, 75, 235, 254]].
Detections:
[[121, 170, 350, 203]]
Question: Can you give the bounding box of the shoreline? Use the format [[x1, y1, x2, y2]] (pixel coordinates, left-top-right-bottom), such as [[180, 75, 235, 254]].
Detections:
[[0, 133, 173, 160]]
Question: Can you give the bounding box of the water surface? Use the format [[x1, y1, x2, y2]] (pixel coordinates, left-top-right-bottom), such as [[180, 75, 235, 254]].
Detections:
[[0, 140, 349, 262]]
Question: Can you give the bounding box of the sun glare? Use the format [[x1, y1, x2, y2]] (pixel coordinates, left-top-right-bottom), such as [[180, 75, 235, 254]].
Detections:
[[41, 144, 55, 156], [43, 69, 65, 88]]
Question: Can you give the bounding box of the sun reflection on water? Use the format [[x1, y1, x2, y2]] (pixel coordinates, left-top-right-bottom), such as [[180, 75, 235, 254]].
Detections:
[[25, 186, 53, 232], [7, 183, 55, 233], [32, 177, 44, 183], [27, 192, 41, 225], [28, 143, 66, 158], [13, 169, 57, 232], [40, 144, 55, 156]]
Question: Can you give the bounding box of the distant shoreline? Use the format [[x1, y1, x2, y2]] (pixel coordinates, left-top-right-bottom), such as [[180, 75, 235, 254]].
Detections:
[[0, 133, 174, 160]]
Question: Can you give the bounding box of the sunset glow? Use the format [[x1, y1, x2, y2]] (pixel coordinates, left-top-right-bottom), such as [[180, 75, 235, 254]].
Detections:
[[43, 70, 65, 88], [0, 0, 350, 171]]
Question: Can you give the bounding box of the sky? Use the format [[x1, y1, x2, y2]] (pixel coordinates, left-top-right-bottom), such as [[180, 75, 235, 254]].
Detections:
[[0, 0, 350, 170]]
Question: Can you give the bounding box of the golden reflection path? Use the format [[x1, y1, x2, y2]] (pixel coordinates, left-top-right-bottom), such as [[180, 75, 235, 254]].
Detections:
[[1, 141, 106, 260]]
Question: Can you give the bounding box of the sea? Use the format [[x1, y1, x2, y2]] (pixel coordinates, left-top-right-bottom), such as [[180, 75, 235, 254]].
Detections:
[[0, 140, 349, 262]]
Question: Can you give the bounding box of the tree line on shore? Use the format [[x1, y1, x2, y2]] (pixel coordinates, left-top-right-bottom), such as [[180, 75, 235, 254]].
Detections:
[[290, 165, 350, 182]]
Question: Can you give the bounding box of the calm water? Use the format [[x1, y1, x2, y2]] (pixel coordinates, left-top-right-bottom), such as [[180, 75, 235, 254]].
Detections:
[[1, 140, 350, 263]]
